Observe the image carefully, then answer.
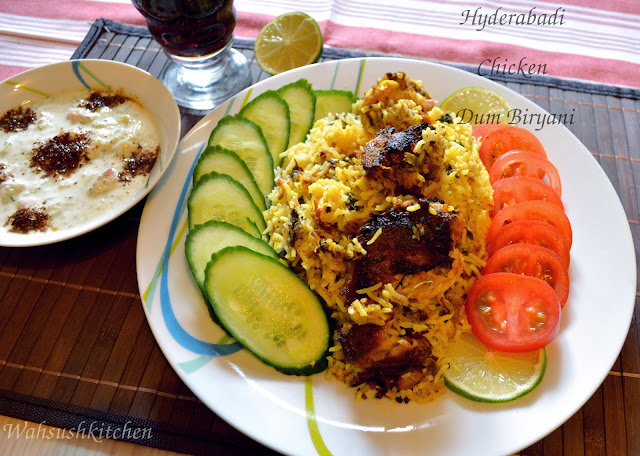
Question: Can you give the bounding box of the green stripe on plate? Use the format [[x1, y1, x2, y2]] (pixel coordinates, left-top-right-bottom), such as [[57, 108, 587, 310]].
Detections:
[[177, 333, 235, 373], [3, 80, 49, 97], [354, 59, 366, 98], [178, 354, 212, 374], [240, 88, 253, 110], [330, 61, 340, 90], [305, 377, 332, 456], [77, 61, 111, 90], [169, 219, 189, 258], [142, 249, 164, 313]]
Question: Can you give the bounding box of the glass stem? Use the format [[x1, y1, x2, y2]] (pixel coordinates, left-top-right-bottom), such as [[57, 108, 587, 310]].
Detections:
[[175, 50, 231, 90]]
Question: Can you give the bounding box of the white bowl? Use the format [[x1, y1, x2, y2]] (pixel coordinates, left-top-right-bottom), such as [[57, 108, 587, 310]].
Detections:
[[0, 59, 180, 247]]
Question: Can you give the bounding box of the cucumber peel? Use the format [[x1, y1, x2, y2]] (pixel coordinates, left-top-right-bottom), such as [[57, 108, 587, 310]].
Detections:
[[240, 90, 290, 167], [208, 115, 274, 196], [193, 145, 266, 211], [277, 79, 316, 148], [185, 220, 277, 292], [187, 172, 265, 237]]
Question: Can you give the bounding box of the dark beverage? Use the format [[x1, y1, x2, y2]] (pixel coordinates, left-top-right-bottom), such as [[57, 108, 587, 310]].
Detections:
[[132, 0, 250, 110], [132, 0, 236, 58]]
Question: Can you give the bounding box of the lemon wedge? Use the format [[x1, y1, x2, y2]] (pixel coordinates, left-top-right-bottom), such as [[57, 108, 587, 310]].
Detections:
[[254, 12, 323, 75], [445, 331, 546, 403], [440, 86, 512, 125]]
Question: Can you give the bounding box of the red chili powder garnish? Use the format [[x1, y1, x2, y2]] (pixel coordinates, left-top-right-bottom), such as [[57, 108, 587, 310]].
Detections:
[[6, 207, 50, 233], [79, 91, 129, 112], [31, 132, 91, 177], [119, 147, 159, 182], [0, 106, 37, 133]]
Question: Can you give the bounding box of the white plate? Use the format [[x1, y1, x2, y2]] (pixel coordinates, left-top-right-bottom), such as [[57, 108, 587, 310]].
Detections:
[[0, 60, 180, 247], [136, 57, 636, 456]]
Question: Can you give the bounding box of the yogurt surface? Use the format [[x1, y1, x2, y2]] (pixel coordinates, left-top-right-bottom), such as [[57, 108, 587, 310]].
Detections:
[[0, 89, 161, 234]]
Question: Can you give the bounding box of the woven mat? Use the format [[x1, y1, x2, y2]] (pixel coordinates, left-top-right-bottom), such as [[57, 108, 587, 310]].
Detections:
[[0, 18, 638, 456]]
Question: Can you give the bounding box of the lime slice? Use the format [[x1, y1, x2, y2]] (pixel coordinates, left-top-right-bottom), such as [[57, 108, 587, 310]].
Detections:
[[445, 331, 546, 403], [255, 12, 323, 75], [440, 87, 512, 125]]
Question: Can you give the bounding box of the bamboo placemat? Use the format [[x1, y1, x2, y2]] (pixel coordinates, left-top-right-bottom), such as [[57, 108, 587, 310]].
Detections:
[[0, 18, 638, 456]]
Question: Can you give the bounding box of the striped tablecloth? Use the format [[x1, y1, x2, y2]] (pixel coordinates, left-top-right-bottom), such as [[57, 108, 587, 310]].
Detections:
[[1, 0, 639, 88]]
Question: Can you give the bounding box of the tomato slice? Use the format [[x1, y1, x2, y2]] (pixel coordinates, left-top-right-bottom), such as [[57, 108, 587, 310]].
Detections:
[[479, 126, 547, 171], [492, 176, 563, 214], [487, 200, 573, 247], [487, 220, 571, 266], [465, 273, 561, 352], [483, 244, 570, 307], [489, 150, 562, 197], [472, 123, 510, 139]]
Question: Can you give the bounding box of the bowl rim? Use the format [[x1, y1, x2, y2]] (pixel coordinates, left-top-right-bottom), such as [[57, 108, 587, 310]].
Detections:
[[0, 59, 181, 247]]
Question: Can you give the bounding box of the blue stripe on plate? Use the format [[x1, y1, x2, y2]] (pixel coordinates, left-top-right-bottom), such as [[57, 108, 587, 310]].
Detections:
[[159, 142, 243, 357]]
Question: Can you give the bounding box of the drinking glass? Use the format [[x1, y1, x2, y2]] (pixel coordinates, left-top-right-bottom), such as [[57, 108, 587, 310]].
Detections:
[[132, 0, 251, 111]]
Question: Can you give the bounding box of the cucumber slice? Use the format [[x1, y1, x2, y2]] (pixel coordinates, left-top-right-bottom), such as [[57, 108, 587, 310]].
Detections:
[[204, 246, 330, 375], [277, 79, 316, 148], [240, 90, 290, 166], [208, 115, 275, 196], [247, 219, 261, 238], [193, 146, 266, 211], [185, 220, 277, 292], [187, 172, 266, 237], [313, 90, 357, 122]]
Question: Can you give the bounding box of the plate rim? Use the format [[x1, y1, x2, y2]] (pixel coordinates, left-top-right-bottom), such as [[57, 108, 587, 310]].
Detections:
[[136, 56, 637, 456]]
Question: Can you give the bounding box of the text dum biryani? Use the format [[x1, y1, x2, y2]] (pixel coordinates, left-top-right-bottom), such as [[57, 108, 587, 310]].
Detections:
[[264, 73, 493, 403]]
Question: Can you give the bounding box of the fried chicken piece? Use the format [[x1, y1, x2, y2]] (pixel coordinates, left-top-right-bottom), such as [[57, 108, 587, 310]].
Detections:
[[396, 369, 429, 391], [338, 322, 439, 393], [338, 323, 430, 369], [361, 122, 429, 193], [350, 199, 465, 293]]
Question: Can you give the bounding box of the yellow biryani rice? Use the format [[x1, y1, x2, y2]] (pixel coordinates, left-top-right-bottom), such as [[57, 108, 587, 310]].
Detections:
[[264, 73, 493, 403]]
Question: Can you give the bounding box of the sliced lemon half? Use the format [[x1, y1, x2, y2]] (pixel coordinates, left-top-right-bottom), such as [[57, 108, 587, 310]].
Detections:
[[444, 331, 546, 403], [254, 12, 323, 75], [440, 86, 512, 125]]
